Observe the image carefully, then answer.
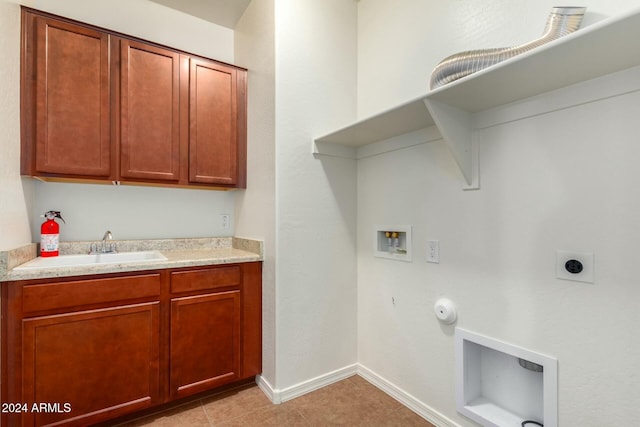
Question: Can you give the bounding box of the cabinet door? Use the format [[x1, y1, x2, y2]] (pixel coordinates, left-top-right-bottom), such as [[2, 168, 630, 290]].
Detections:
[[189, 59, 239, 186], [170, 290, 240, 399], [120, 40, 181, 182], [21, 302, 160, 427], [31, 16, 111, 177]]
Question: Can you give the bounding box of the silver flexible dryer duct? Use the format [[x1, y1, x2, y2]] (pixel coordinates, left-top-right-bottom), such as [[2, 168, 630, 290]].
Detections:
[[429, 7, 587, 90]]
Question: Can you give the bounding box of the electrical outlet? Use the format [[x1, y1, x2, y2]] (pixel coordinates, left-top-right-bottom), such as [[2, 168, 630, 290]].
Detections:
[[220, 214, 230, 229], [427, 240, 440, 263], [556, 250, 594, 283]]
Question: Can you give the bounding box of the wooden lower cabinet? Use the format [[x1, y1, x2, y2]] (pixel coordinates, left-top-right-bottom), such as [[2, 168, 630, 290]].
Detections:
[[1, 262, 262, 427], [22, 303, 160, 427], [170, 290, 240, 399]]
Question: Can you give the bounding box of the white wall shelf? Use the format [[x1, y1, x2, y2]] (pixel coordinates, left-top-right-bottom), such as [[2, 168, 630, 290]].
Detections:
[[313, 7, 640, 190]]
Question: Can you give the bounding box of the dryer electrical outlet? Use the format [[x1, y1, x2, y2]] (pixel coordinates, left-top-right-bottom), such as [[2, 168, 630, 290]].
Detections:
[[556, 250, 594, 284]]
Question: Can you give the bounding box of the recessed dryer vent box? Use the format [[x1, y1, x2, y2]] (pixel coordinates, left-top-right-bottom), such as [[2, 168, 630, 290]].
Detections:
[[455, 328, 558, 427], [374, 225, 412, 262]]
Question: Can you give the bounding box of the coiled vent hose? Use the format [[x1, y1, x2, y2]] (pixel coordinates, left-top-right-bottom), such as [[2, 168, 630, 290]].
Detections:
[[429, 7, 587, 90]]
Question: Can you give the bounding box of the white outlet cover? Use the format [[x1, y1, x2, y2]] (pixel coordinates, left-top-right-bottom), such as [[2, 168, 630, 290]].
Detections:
[[556, 250, 594, 284], [427, 240, 440, 263]]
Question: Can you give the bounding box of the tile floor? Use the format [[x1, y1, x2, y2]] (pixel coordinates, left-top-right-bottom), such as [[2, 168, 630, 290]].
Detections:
[[120, 375, 436, 426]]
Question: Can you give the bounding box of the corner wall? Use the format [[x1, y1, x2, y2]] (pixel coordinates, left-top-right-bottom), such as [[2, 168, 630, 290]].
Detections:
[[357, 0, 640, 425], [234, 0, 277, 390], [273, 0, 358, 391], [0, 0, 31, 250]]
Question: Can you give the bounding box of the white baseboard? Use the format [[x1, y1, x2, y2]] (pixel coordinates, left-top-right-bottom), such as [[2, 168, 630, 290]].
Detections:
[[255, 375, 278, 403], [256, 364, 359, 404], [357, 364, 462, 427], [257, 364, 462, 426]]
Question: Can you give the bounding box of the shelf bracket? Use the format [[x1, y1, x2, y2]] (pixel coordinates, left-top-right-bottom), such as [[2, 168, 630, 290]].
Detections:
[[423, 99, 479, 190], [312, 140, 357, 159]]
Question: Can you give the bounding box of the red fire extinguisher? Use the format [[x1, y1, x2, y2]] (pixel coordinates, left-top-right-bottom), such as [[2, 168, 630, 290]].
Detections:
[[40, 211, 65, 257]]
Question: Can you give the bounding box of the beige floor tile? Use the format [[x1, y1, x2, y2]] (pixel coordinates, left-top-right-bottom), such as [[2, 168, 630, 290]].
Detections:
[[217, 405, 308, 426], [122, 401, 211, 427], [115, 376, 436, 427], [202, 384, 273, 424], [375, 406, 436, 427], [287, 376, 413, 426]]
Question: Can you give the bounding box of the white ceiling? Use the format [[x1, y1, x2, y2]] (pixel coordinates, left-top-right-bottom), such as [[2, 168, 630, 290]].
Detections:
[[150, 0, 252, 29]]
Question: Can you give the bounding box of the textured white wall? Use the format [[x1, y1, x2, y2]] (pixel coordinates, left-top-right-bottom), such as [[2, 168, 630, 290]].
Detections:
[[234, 0, 277, 391], [0, 1, 32, 250], [358, 0, 640, 118], [357, 1, 640, 425], [0, 0, 238, 243], [21, 0, 233, 62], [274, 0, 358, 390], [30, 182, 235, 241]]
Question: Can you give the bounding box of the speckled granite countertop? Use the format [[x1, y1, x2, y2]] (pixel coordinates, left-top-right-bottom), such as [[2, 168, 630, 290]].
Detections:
[[0, 237, 263, 281]]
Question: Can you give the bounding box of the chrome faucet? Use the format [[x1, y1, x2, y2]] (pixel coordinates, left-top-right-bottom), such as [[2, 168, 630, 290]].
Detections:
[[101, 230, 113, 253], [89, 230, 117, 254]]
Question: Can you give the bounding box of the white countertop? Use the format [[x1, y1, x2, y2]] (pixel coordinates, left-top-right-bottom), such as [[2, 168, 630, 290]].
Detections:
[[1, 237, 263, 282]]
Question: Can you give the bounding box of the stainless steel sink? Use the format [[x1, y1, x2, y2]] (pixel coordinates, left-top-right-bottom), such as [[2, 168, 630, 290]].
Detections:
[[13, 251, 168, 270]]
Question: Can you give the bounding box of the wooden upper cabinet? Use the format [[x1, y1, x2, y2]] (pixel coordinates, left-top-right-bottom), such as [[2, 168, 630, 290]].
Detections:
[[23, 14, 112, 178], [120, 40, 181, 182], [189, 59, 246, 187], [21, 8, 247, 189]]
